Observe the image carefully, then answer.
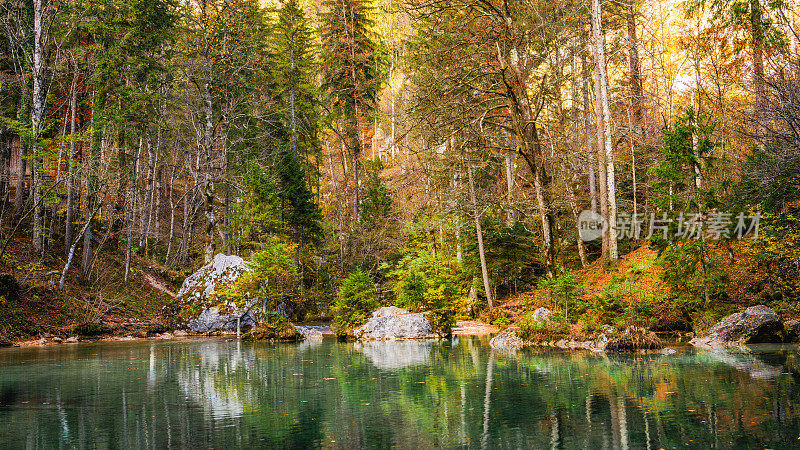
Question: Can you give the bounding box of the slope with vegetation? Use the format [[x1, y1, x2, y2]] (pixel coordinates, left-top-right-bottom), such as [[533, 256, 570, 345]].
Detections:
[[1, 0, 800, 344]]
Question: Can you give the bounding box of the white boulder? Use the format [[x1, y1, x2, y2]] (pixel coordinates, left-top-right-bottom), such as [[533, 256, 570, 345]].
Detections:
[[175, 254, 253, 333], [354, 307, 437, 340]]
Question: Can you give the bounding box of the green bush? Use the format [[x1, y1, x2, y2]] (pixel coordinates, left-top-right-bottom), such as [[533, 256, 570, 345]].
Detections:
[[387, 244, 465, 336], [621, 301, 655, 328], [73, 322, 110, 336], [332, 269, 379, 337], [212, 239, 297, 315], [517, 312, 570, 341], [539, 273, 582, 319], [659, 241, 728, 307], [422, 284, 456, 336]]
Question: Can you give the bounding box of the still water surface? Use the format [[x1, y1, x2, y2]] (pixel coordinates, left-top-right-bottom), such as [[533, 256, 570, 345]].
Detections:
[[1, 338, 799, 449]]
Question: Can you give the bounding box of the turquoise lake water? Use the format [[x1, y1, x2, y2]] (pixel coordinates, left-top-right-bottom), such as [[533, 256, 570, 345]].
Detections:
[[1, 338, 799, 448]]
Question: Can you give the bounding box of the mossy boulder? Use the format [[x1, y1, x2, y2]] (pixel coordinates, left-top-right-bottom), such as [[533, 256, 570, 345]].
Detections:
[[242, 321, 301, 341], [167, 254, 253, 333], [691, 305, 786, 349]]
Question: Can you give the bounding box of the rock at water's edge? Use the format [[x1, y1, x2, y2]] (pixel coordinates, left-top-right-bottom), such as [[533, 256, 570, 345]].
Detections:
[[355, 307, 437, 340], [176, 254, 248, 300], [691, 305, 786, 349], [172, 254, 252, 333], [296, 326, 325, 340], [489, 327, 526, 350]]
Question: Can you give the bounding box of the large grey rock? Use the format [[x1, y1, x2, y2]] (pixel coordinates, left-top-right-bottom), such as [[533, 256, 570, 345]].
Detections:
[[691, 305, 786, 349], [532, 307, 551, 322], [177, 254, 248, 300], [354, 307, 437, 340], [176, 254, 253, 333], [295, 326, 325, 341]]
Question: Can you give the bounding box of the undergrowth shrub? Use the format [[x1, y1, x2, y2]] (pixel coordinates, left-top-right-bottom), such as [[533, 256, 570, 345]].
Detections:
[[517, 312, 569, 341], [332, 269, 379, 338]]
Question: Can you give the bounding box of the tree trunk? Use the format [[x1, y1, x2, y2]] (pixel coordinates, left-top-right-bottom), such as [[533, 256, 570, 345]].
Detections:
[[0, 129, 8, 204], [125, 139, 142, 283], [563, 163, 588, 267], [203, 52, 215, 264], [65, 64, 78, 257], [496, 31, 557, 276], [31, 0, 46, 252], [13, 137, 25, 217], [139, 136, 156, 248], [83, 89, 104, 278], [583, 48, 598, 213], [627, 6, 645, 143], [60, 202, 101, 290], [592, 0, 618, 261], [504, 143, 516, 225], [752, 0, 765, 147], [467, 163, 493, 311], [166, 167, 176, 265]]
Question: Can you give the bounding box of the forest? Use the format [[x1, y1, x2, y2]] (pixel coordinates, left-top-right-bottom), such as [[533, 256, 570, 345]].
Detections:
[[1, 0, 799, 341]]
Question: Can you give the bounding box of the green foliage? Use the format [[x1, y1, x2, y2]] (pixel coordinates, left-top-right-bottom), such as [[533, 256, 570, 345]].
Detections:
[[517, 312, 569, 341], [332, 269, 378, 337], [73, 322, 111, 336], [320, 0, 386, 121], [621, 302, 655, 329], [736, 146, 800, 213], [539, 273, 582, 319], [359, 160, 393, 228], [386, 237, 466, 336], [271, 0, 322, 180], [745, 212, 800, 301], [491, 317, 511, 328], [659, 242, 728, 308], [226, 162, 282, 251], [687, 0, 787, 56], [217, 239, 297, 312], [464, 220, 542, 293], [650, 108, 718, 211], [277, 148, 323, 247], [422, 284, 457, 336]]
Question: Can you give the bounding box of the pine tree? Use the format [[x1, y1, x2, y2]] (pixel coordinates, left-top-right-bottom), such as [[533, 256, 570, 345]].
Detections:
[[277, 145, 323, 248], [272, 0, 321, 185]]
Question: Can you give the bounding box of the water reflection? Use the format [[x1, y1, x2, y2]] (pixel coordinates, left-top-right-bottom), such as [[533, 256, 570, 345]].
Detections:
[[355, 340, 433, 370], [0, 340, 799, 448]]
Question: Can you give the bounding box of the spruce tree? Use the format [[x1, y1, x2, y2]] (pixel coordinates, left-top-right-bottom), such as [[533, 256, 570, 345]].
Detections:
[[272, 0, 321, 184], [277, 145, 323, 248]]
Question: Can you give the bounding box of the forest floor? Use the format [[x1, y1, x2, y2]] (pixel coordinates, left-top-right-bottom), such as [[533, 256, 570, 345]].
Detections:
[[492, 245, 689, 331], [0, 232, 182, 345], [2, 233, 719, 346]]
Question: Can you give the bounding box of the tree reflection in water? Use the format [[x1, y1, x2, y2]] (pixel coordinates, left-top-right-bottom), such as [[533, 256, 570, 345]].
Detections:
[[0, 338, 799, 448]]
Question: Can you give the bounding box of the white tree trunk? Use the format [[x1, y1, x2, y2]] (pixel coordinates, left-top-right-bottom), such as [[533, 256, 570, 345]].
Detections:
[[592, 0, 618, 261], [468, 163, 493, 311], [31, 0, 46, 252]]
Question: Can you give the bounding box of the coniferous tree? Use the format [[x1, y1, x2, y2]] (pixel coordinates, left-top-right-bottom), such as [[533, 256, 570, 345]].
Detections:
[[272, 0, 321, 185], [277, 145, 323, 248]]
